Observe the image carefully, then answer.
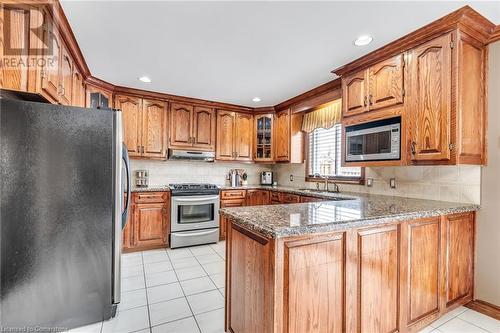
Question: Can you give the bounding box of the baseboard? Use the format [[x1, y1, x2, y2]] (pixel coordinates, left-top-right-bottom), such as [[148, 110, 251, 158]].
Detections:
[[465, 299, 500, 320]]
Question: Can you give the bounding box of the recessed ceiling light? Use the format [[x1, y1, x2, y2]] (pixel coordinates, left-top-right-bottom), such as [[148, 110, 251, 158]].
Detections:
[[354, 35, 373, 46], [252, 97, 261, 103], [139, 76, 151, 83]]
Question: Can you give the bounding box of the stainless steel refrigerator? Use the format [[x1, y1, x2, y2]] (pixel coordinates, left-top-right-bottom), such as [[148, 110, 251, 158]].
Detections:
[[0, 90, 131, 329]]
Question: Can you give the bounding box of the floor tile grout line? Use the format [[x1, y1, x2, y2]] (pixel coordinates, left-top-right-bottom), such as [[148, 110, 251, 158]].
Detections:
[[140, 251, 153, 333], [431, 307, 469, 329], [166, 248, 202, 333], [451, 316, 496, 333]]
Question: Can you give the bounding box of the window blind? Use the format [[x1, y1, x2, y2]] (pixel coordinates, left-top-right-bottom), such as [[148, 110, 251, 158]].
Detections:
[[307, 124, 361, 178]]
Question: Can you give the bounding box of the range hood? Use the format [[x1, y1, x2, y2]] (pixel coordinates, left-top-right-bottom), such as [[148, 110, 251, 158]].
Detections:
[[168, 149, 215, 162]]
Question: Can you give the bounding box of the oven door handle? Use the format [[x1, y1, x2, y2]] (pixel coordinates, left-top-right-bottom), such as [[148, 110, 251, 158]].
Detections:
[[173, 229, 219, 237], [173, 196, 220, 202]]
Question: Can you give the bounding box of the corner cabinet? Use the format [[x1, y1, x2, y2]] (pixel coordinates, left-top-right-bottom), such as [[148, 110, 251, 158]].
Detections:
[[115, 95, 167, 159], [169, 103, 216, 151], [254, 114, 274, 162], [274, 109, 304, 163], [216, 110, 253, 161]]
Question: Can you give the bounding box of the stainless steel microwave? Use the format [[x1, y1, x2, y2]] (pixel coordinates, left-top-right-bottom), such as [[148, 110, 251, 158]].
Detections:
[[345, 117, 401, 162]]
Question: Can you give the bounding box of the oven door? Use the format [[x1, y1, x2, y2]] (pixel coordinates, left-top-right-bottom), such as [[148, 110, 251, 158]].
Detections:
[[171, 195, 220, 232], [345, 120, 401, 162]]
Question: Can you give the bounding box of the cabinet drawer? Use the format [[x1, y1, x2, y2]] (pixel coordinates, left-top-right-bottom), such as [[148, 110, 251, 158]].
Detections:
[[221, 190, 246, 200], [270, 192, 280, 202], [281, 193, 300, 203], [134, 192, 169, 203], [221, 199, 246, 208], [300, 196, 323, 203]]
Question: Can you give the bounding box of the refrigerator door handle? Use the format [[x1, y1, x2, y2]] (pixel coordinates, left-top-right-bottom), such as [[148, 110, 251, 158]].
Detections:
[[122, 143, 131, 229]]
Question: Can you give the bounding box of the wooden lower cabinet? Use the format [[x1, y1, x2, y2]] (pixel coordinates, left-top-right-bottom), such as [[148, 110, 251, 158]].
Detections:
[[246, 190, 270, 206], [122, 191, 170, 252], [220, 190, 247, 241], [225, 212, 476, 333]]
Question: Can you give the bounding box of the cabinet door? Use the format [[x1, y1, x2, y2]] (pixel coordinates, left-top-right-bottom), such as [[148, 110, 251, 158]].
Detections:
[[275, 110, 290, 161], [71, 70, 85, 107], [142, 99, 167, 158], [342, 69, 368, 117], [246, 190, 270, 206], [235, 113, 253, 161], [169, 103, 193, 148], [355, 225, 400, 333], [410, 34, 452, 162], [40, 24, 61, 103], [445, 213, 474, 307], [192, 106, 216, 151], [216, 111, 235, 160], [133, 202, 168, 248], [254, 114, 273, 162], [1, 5, 30, 91], [58, 43, 73, 105], [280, 193, 300, 204], [115, 95, 142, 157], [368, 54, 404, 111], [402, 218, 441, 328]]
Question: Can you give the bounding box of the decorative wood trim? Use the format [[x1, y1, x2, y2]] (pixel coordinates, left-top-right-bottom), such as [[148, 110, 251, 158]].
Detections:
[[230, 221, 269, 245], [489, 25, 500, 43], [332, 6, 495, 77], [465, 300, 500, 320], [275, 79, 341, 112]]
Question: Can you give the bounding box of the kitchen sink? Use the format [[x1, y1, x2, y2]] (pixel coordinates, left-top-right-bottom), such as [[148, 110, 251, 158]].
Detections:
[[297, 188, 354, 201]]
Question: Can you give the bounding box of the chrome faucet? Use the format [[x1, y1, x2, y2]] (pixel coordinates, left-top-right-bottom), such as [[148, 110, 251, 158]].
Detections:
[[331, 182, 340, 193]]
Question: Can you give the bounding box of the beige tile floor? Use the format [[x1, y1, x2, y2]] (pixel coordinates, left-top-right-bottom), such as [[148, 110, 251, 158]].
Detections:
[[70, 241, 499, 333]]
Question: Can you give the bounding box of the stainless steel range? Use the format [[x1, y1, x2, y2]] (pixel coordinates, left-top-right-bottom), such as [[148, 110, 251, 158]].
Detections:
[[169, 183, 220, 248]]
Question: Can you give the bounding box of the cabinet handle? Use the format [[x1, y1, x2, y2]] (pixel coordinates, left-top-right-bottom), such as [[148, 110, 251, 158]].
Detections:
[[411, 141, 416, 155], [369, 94, 373, 105], [191, 137, 195, 144], [141, 146, 145, 154], [363, 96, 368, 107], [137, 146, 140, 153]]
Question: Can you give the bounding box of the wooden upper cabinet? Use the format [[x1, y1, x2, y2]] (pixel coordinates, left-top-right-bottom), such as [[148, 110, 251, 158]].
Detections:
[[235, 112, 253, 161], [142, 99, 167, 158], [192, 106, 216, 151], [275, 109, 290, 162], [115, 95, 142, 157], [342, 69, 368, 117], [71, 70, 85, 108], [254, 114, 273, 162], [169, 103, 193, 148], [409, 33, 452, 162], [40, 25, 61, 103], [58, 44, 73, 105], [368, 54, 404, 111], [216, 111, 236, 160]]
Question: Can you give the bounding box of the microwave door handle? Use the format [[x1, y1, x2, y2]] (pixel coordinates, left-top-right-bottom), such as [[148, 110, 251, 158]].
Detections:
[[122, 143, 131, 229]]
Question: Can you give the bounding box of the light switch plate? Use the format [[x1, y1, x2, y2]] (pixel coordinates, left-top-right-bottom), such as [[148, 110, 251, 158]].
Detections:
[[366, 178, 373, 187], [390, 178, 397, 189]]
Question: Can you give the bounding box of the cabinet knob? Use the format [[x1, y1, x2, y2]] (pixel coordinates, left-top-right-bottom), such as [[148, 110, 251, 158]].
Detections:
[[410, 141, 416, 155], [369, 94, 373, 105], [363, 96, 368, 107]]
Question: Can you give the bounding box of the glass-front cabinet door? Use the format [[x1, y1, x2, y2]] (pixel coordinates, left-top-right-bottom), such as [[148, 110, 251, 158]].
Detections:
[[254, 114, 274, 162]]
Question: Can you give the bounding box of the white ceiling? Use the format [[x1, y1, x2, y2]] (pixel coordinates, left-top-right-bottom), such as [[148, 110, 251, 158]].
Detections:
[[60, 1, 500, 107]]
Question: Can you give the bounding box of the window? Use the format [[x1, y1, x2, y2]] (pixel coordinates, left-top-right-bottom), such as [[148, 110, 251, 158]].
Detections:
[[307, 124, 363, 181]]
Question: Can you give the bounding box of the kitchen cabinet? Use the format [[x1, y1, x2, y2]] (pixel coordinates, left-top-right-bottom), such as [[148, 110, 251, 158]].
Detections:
[[246, 190, 270, 206], [116, 95, 167, 159], [254, 114, 274, 162], [40, 23, 62, 103], [72, 70, 85, 108], [274, 109, 304, 163], [270, 191, 280, 204], [225, 211, 476, 333], [220, 190, 247, 240], [216, 111, 253, 161], [409, 34, 452, 162], [169, 103, 216, 151], [85, 83, 112, 109], [342, 54, 404, 117], [275, 110, 290, 161], [300, 196, 323, 203], [58, 43, 73, 105], [123, 191, 170, 252], [280, 192, 300, 204]]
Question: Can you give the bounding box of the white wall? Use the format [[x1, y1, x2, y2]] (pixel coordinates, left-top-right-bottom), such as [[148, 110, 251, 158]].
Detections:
[[476, 41, 500, 306], [273, 164, 481, 204]]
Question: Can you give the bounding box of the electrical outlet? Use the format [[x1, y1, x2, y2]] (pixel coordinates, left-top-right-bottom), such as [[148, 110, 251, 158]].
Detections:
[[390, 178, 397, 189], [366, 178, 373, 187], [289, 174, 294, 182]]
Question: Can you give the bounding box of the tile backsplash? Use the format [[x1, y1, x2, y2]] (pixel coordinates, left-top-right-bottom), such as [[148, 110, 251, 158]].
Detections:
[[130, 159, 273, 187], [273, 163, 481, 204], [131, 160, 481, 204]]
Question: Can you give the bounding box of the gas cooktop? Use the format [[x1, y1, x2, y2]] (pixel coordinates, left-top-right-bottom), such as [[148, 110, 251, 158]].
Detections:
[[168, 183, 220, 196]]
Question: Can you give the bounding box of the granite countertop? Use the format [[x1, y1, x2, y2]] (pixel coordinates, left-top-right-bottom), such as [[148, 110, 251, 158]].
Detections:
[[220, 193, 479, 238], [131, 185, 171, 192]]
